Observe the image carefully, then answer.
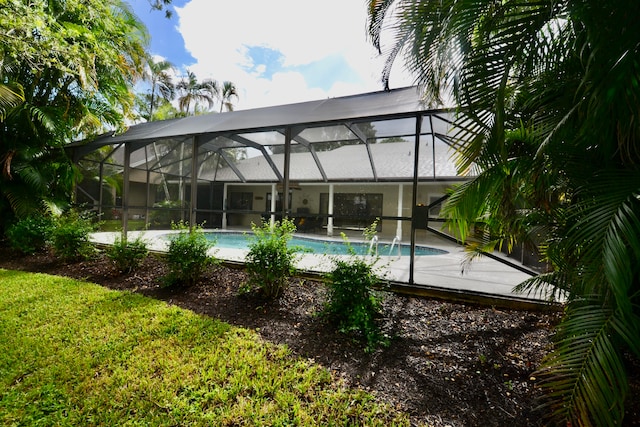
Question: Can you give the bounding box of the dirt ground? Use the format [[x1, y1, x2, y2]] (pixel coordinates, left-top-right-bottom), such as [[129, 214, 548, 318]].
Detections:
[[1, 246, 638, 426]]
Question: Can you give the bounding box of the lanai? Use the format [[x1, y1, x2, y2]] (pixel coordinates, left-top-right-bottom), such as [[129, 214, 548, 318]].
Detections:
[[71, 86, 547, 305]]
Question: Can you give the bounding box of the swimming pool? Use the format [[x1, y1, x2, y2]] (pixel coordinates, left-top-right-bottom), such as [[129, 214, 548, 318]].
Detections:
[[170, 231, 449, 256]]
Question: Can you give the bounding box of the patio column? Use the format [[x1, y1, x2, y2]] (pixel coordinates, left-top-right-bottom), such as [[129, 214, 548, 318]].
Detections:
[[327, 184, 334, 237], [409, 114, 423, 285], [396, 184, 403, 239]]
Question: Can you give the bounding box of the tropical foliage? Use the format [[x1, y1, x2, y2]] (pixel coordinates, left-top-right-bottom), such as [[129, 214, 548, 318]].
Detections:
[[176, 71, 219, 116], [163, 221, 215, 287], [142, 58, 177, 121], [105, 232, 149, 274], [148, 0, 174, 18], [5, 215, 55, 255], [243, 219, 300, 299], [219, 81, 239, 112], [176, 71, 239, 116], [0, 0, 149, 232], [50, 209, 99, 261], [323, 233, 388, 353], [368, 0, 640, 425]]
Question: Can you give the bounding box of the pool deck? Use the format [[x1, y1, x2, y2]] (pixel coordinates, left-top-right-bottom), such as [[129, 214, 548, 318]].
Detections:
[[91, 230, 560, 308]]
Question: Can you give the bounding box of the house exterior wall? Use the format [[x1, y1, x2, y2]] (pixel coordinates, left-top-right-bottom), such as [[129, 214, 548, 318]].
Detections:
[[224, 181, 457, 240]]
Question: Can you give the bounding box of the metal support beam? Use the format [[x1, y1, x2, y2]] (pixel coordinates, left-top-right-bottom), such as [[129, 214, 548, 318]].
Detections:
[[145, 169, 151, 230], [219, 150, 246, 182], [282, 127, 292, 220], [346, 122, 378, 181], [98, 160, 104, 221], [285, 127, 328, 182], [228, 134, 283, 181], [122, 142, 131, 239], [410, 114, 423, 285], [222, 183, 228, 228], [190, 136, 198, 226], [270, 183, 277, 226], [429, 115, 436, 178]]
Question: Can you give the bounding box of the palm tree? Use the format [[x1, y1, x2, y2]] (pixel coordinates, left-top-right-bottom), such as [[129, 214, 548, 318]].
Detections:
[[145, 58, 176, 121], [176, 71, 219, 116], [368, 1, 640, 425], [0, 57, 25, 180], [219, 81, 239, 112], [148, 0, 173, 18], [0, 0, 148, 231], [0, 73, 24, 123]]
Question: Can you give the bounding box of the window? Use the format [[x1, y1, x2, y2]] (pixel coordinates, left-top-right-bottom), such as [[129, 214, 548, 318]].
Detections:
[[265, 191, 292, 213], [229, 192, 253, 210], [320, 193, 383, 229]]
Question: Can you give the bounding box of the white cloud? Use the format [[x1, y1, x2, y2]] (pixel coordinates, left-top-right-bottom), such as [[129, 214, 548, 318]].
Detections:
[[174, 0, 413, 110]]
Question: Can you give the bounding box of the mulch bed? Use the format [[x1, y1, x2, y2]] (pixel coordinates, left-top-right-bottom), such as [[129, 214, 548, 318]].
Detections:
[[2, 246, 639, 426]]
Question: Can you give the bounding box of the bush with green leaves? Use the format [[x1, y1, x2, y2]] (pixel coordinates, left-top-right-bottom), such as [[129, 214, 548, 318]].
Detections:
[[243, 218, 300, 299], [51, 210, 99, 261], [5, 215, 55, 254], [164, 221, 215, 287], [323, 235, 388, 352], [150, 200, 183, 228], [106, 233, 149, 273]]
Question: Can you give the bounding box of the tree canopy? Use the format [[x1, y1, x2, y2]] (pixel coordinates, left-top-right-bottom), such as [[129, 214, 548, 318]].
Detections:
[[0, 0, 149, 228], [368, 1, 640, 425]]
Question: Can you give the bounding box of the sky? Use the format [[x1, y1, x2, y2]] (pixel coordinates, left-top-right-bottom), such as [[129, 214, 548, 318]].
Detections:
[[128, 0, 414, 111]]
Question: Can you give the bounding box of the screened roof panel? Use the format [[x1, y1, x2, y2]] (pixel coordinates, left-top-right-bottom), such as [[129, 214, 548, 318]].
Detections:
[[297, 125, 358, 143], [368, 118, 419, 139], [371, 140, 415, 179], [108, 145, 126, 167], [74, 87, 433, 148], [196, 151, 222, 180], [199, 135, 246, 151], [429, 113, 457, 142], [433, 138, 459, 177], [72, 87, 471, 183], [202, 154, 241, 182], [315, 144, 374, 180], [146, 140, 194, 173], [236, 131, 284, 146], [289, 148, 324, 181]]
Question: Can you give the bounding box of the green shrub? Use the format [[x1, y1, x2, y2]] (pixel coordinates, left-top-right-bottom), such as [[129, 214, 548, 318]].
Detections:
[[5, 215, 55, 254], [164, 221, 215, 286], [106, 233, 149, 273], [150, 200, 183, 228], [243, 219, 300, 299], [51, 210, 99, 261], [323, 235, 388, 352]]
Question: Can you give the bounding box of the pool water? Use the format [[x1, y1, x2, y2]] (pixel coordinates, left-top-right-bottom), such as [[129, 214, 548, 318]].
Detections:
[[192, 231, 448, 256]]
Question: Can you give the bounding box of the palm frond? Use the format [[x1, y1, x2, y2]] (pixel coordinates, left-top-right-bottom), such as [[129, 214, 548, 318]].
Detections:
[[512, 271, 568, 302], [2, 181, 43, 218], [536, 302, 628, 426], [366, 0, 396, 54], [0, 82, 24, 121], [556, 170, 640, 299]]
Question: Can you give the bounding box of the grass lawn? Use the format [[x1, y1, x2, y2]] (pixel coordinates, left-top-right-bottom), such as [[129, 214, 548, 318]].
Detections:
[[0, 269, 407, 426]]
